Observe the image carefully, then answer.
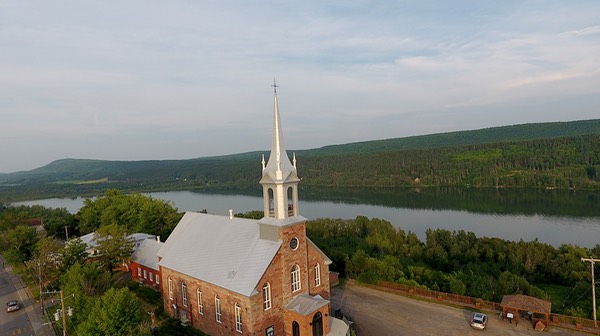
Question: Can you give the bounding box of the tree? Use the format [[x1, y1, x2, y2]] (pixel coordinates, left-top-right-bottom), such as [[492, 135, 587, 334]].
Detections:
[[76, 189, 181, 237], [21, 236, 62, 314], [61, 262, 112, 328], [95, 224, 135, 273], [77, 287, 143, 336], [0, 225, 39, 263], [62, 237, 89, 271]]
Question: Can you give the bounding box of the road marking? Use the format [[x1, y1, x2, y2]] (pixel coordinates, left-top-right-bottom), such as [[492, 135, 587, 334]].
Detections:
[[10, 326, 32, 336]]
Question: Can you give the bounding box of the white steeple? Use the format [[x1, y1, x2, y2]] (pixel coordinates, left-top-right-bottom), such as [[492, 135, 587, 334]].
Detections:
[[259, 80, 301, 222]]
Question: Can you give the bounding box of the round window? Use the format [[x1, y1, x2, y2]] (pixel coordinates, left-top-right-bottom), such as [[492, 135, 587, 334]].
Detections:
[[290, 237, 299, 250]]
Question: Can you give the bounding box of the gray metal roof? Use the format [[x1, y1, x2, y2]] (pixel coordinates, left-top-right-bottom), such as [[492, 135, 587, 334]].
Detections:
[[158, 212, 282, 297], [132, 238, 163, 270]]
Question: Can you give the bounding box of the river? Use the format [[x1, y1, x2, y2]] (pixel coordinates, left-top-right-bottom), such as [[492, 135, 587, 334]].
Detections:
[[11, 187, 600, 248]]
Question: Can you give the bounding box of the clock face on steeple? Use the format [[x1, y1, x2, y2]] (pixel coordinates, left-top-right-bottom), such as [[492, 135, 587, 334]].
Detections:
[[290, 237, 299, 250]]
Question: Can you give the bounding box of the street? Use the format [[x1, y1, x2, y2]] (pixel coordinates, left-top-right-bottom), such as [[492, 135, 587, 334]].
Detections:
[[0, 260, 34, 336]]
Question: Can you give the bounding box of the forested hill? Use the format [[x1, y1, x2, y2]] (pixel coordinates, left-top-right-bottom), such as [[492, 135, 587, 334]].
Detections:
[[1, 119, 600, 194], [299, 118, 600, 156]]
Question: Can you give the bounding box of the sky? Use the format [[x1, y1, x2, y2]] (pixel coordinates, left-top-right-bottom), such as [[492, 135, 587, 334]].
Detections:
[[1, 1, 599, 173]]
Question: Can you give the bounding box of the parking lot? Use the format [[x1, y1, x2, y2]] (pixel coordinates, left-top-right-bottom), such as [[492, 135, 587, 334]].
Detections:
[[330, 281, 584, 336]]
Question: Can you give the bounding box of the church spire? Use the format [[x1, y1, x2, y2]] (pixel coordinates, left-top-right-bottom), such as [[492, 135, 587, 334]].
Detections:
[[260, 80, 301, 221], [263, 79, 296, 180]]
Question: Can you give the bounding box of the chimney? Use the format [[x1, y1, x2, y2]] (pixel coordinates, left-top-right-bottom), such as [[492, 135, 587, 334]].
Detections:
[[228, 209, 234, 219]]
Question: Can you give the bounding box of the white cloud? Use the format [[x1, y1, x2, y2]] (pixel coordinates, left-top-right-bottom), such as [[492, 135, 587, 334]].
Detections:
[[1, 1, 599, 172]]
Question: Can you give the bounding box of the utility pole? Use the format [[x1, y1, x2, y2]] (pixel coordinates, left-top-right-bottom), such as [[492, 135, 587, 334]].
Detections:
[[60, 290, 67, 336], [42, 289, 72, 336], [582, 257, 600, 328]]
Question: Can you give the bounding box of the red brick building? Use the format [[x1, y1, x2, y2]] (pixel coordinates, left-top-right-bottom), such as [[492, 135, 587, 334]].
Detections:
[[130, 237, 163, 293], [157, 87, 349, 336]]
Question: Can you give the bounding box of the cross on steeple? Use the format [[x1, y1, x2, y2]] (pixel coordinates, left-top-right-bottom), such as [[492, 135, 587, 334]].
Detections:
[[271, 78, 279, 94]]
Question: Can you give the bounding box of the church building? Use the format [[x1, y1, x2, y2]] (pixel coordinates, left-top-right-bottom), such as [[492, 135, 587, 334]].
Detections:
[[157, 86, 349, 336]]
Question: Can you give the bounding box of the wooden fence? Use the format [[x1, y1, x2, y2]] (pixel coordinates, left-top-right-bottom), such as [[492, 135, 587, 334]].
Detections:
[[374, 280, 600, 334]]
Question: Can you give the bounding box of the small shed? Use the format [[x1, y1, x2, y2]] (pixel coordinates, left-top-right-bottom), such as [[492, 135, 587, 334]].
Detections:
[[501, 294, 551, 327]]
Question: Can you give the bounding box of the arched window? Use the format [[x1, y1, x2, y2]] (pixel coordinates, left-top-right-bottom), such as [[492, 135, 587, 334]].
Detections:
[[292, 321, 300, 336], [215, 296, 222, 323], [291, 265, 301, 292], [168, 277, 174, 300], [263, 283, 272, 310], [235, 303, 242, 333], [312, 311, 323, 336], [314, 263, 321, 287], [182, 282, 187, 306], [197, 288, 203, 315]]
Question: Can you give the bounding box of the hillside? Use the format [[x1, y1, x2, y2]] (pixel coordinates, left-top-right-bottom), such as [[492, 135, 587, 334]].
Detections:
[[1, 119, 599, 195]]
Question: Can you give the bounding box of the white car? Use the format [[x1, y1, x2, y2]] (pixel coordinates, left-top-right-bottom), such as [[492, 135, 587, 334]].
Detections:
[[470, 312, 487, 330], [6, 300, 20, 312]]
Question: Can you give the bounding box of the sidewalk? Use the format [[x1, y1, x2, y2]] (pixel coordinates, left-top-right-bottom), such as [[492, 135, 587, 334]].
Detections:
[[1, 256, 55, 336]]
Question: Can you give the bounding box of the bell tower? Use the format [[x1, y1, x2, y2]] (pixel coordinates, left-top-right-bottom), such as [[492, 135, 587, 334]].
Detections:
[[259, 81, 303, 223]]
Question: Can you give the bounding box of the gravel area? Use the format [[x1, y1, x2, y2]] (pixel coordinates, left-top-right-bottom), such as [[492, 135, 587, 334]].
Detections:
[[330, 281, 585, 336]]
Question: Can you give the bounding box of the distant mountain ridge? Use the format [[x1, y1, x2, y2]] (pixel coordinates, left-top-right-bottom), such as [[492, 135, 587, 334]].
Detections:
[[1, 119, 599, 189]]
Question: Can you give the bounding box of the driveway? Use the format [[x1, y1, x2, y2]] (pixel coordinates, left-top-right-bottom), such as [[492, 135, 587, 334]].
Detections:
[[330, 281, 584, 336]]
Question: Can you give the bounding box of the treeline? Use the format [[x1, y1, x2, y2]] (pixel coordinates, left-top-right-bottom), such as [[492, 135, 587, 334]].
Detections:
[[2, 121, 600, 201], [299, 134, 600, 189], [0, 192, 199, 336], [306, 216, 600, 318]]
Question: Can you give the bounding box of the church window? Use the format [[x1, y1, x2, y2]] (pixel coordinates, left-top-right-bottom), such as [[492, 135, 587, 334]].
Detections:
[[182, 282, 188, 306], [235, 303, 242, 333], [215, 296, 222, 323], [197, 289, 203, 314], [291, 265, 301, 292], [143, 269, 147, 279], [156, 275, 159, 285], [263, 283, 271, 310], [137, 267, 141, 277], [149, 272, 153, 282], [315, 263, 321, 287], [168, 278, 173, 300]]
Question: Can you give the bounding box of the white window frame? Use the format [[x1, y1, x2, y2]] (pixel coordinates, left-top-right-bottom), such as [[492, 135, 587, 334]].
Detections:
[[182, 282, 188, 307], [197, 288, 203, 315], [263, 283, 272, 310], [168, 278, 173, 300], [215, 296, 222, 323], [138, 267, 141, 277], [149, 272, 154, 282], [235, 303, 242, 333], [315, 263, 321, 287], [291, 265, 301, 292], [143, 269, 147, 279], [156, 274, 159, 285]]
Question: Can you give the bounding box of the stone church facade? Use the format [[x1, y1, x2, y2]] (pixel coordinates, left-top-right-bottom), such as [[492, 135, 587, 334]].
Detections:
[[157, 86, 349, 336]]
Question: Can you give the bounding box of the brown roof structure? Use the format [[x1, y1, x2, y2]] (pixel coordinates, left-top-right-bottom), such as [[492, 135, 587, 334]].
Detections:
[[501, 294, 551, 314]]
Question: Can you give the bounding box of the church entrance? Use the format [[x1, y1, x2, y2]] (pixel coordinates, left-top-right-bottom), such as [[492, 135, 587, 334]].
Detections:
[[312, 312, 323, 336]]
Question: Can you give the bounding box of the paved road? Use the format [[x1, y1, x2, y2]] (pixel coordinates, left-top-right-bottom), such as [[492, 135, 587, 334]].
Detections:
[[0, 261, 34, 336], [331, 281, 584, 336], [0, 256, 53, 336]]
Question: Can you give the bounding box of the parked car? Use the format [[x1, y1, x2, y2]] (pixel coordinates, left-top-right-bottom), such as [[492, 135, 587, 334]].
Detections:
[[470, 312, 487, 330], [6, 300, 20, 312]]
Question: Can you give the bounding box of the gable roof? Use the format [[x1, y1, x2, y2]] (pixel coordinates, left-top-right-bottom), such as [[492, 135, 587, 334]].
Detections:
[[285, 294, 329, 316], [501, 294, 552, 314], [158, 212, 282, 297], [132, 238, 163, 270]]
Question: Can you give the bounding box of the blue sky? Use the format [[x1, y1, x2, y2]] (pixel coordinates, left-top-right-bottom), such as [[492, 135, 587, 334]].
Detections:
[[1, 1, 599, 173]]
